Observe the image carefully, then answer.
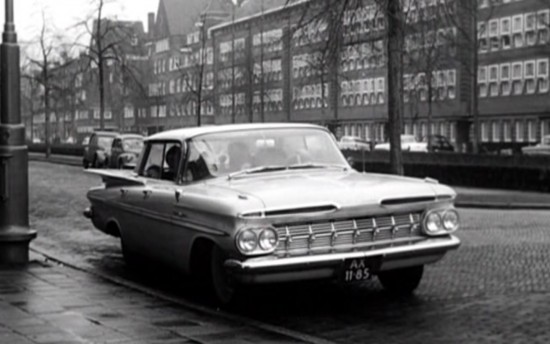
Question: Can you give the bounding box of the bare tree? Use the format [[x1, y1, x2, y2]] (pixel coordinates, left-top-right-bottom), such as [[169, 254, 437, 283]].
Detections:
[[179, 16, 213, 127], [23, 12, 63, 158], [77, 0, 140, 130]]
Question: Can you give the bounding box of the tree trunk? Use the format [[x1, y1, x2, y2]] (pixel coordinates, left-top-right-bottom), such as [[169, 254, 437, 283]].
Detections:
[[386, 0, 404, 175]]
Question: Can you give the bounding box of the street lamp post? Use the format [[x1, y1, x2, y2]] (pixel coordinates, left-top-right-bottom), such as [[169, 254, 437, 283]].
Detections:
[[0, 0, 37, 264]]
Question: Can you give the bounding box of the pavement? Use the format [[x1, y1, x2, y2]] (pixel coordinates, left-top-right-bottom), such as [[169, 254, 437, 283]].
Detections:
[[0, 252, 326, 344], [29, 152, 550, 210]]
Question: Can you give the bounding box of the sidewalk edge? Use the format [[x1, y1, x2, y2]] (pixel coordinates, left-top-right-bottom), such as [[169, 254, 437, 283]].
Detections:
[[29, 245, 336, 344]]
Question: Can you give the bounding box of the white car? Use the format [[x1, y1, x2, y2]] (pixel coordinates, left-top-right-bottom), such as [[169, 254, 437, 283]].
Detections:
[[338, 136, 371, 151], [522, 135, 550, 155], [374, 135, 428, 152]]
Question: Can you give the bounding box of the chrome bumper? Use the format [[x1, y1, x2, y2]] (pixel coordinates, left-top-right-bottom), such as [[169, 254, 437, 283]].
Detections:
[[225, 235, 460, 284]]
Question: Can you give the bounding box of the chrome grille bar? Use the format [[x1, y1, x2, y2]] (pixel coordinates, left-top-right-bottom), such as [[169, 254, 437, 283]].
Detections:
[[274, 212, 424, 256]]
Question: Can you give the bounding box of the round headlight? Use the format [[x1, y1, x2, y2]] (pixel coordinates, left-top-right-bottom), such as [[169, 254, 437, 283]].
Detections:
[[425, 212, 442, 234], [237, 230, 257, 253], [442, 210, 459, 232], [258, 228, 278, 251]]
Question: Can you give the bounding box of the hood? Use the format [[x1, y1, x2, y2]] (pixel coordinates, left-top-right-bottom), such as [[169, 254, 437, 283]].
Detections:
[[209, 170, 455, 214]]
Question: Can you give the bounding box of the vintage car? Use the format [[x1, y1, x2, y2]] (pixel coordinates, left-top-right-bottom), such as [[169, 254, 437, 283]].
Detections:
[[83, 131, 119, 168], [521, 135, 550, 155], [338, 136, 371, 151], [108, 134, 144, 169], [84, 123, 460, 304], [374, 134, 429, 152]]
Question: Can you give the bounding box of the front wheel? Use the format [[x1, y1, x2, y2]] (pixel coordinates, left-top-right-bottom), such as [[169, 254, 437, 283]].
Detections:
[[377, 265, 424, 296], [210, 245, 238, 305]]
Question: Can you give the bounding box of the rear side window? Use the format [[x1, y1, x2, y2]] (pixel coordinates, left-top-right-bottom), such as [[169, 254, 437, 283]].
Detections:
[[139, 141, 183, 182]]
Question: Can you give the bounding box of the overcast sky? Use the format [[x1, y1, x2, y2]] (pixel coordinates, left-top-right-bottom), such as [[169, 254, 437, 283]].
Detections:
[[0, 0, 159, 44]]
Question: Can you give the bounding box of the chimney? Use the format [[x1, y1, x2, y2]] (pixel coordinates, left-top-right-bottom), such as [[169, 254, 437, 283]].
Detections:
[[147, 12, 155, 38]]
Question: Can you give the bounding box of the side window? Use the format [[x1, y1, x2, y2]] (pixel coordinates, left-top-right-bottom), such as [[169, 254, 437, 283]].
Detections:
[[89, 134, 97, 146], [140, 141, 182, 181], [112, 139, 120, 149]]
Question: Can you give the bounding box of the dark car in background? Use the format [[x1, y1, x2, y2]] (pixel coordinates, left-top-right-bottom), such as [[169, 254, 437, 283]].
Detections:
[[108, 134, 144, 169], [423, 135, 455, 153], [83, 131, 119, 168]]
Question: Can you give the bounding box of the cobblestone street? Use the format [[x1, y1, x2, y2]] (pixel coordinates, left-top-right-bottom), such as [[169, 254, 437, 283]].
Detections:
[[6, 161, 550, 343]]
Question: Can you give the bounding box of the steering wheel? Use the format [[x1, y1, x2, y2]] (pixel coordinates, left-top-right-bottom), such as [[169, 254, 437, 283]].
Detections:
[[145, 165, 161, 179]]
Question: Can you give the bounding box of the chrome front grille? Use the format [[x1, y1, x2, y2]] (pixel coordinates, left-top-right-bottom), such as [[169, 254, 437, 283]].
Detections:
[[274, 213, 424, 256]]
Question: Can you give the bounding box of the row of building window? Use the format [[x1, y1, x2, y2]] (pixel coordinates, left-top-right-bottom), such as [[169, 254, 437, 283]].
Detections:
[[341, 41, 385, 71], [253, 59, 283, 83], [479, 10, 550, 53], [219, 38, 246, 63], [292, 52, 325, 79], [404, 27, 456, 53], [478, 58, 549, 97], [480, 119, 538, 143], [252, 89, 284, 113], [293, 19, 328, 47], [149, 73, 214, 97], [217, 68, 245, 89], [252, 29, 283, 53], [403, 0, 456, 24], [342, 121, 459, 144], [403, 69, 457, 102], [151, 102, 214, 118], [342, 5, 385, 37], [293, 83, 329, 110]]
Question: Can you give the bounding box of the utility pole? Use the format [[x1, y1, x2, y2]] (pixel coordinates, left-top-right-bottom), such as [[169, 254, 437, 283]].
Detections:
[[0, 0, 37, 264]]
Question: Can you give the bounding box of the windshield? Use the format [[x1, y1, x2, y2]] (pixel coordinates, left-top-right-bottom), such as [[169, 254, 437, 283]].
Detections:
[[123, 138, 144, 151], [184, 128, 348, 181], [98, 136, 114, 149]]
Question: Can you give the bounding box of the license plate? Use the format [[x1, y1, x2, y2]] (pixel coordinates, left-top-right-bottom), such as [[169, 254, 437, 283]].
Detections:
[[341, 257, 381, 283]]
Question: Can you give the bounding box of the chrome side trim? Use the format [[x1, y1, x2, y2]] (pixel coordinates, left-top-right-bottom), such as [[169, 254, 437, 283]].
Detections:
[[226, 235, 460, 271]]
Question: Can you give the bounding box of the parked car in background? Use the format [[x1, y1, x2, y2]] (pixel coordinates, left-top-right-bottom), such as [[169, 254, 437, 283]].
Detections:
[[521, 135, 550, 155], [422, 135, 455, 153], [108, 134, 144, 169], [84, 123, 460, 304], [338, 136, 371, 151], [82, 131, 119, 168], [374, 134, 428, 152]]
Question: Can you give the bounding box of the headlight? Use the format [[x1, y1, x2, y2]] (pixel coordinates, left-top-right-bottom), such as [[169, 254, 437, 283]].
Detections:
[[258, 228, 278, 251], [237, 229, 257, 253], [425, 212, 442, 234], [423, 208, 460, 236], [236, 227, 279, 255], [442, 209, 460, 232]]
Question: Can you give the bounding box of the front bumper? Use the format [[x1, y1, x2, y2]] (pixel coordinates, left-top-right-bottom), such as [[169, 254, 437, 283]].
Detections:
[[225, 235, 460, 284]]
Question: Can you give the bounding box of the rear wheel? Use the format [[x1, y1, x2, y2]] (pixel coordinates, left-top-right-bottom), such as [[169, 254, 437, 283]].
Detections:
[[377, 265, 424, 296]]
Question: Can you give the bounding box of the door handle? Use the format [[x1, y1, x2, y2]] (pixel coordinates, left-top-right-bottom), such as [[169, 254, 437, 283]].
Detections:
[[142, 189, 152, 199], [120, 188, 128, 197], [175, 189, 183, 202], [173, 210, 186, 217]]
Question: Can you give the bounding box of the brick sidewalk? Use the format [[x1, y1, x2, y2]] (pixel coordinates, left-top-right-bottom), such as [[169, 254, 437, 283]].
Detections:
[[0, 254, 315, 344]]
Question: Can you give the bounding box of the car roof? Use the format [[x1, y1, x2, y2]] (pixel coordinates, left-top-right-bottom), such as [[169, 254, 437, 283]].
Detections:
[[93, 131, 119, 137], [117, 134, 144, 139], [146, 123, 327, 142]]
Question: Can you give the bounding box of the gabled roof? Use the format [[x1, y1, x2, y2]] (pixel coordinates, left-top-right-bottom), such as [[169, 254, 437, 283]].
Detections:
[[234, 0, 295, 19], [155, 0, 232, 38]]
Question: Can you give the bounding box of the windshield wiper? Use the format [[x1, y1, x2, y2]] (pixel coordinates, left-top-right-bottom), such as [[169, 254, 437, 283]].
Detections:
[[227, 165, 287, 180], [287, 163, 349, 171]]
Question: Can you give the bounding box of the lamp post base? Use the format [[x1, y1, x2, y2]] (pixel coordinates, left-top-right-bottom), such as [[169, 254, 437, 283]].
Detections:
[[0, 226, 37, 264]]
